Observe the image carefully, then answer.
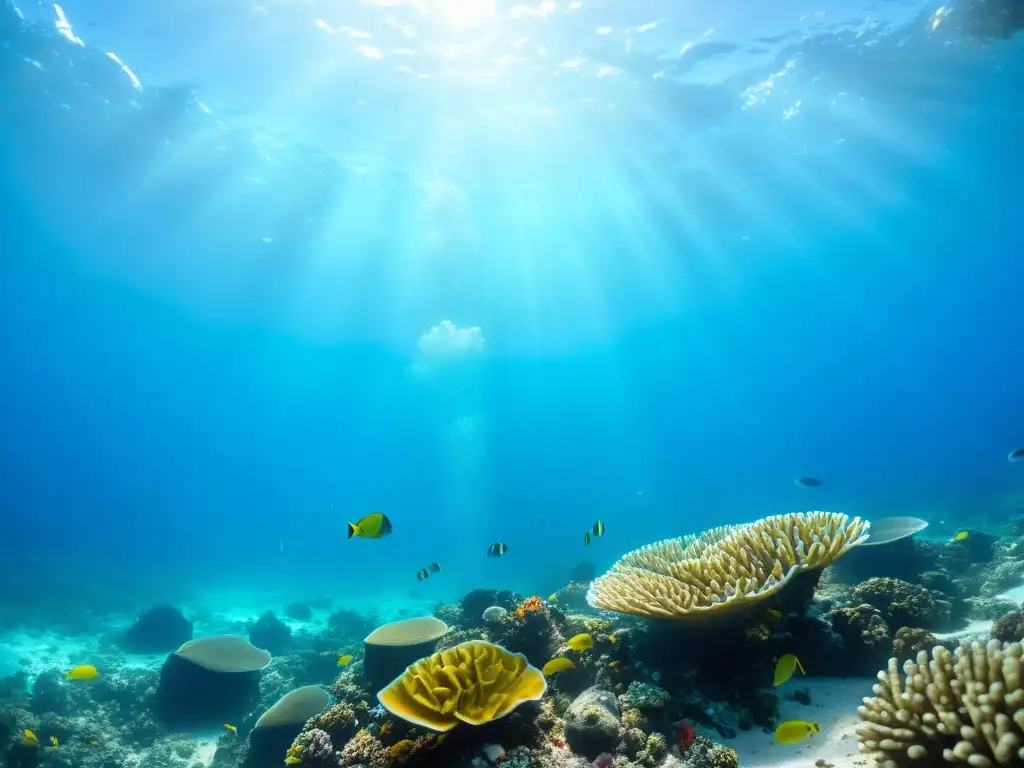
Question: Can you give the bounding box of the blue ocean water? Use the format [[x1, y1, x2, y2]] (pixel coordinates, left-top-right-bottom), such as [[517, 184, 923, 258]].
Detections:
[[0, 0, 1021, 626]]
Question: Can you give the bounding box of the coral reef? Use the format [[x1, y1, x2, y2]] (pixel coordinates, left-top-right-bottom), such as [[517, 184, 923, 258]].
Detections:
[[563, 687, 621, 758], [848, 577, 963, 631], [121, 605, 193, 654], [250, 611, 293, 655], [992, 604, 1024, 642], [858, 640, 1024, 767]]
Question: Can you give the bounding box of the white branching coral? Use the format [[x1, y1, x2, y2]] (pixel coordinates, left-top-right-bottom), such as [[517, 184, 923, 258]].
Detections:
[[857, 640, 1024, 767]]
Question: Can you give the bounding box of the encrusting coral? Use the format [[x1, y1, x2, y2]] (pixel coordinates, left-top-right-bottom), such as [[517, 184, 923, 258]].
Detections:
[[376, 640, 547, 731], [587, 511, 868, 619], [857, 640, 1024, 767]]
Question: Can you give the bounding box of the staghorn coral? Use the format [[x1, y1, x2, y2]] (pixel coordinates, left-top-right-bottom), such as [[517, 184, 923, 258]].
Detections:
[[857, 640, 1024, 767], [376, 640, 546, 731], [586, 512, 868, 619]]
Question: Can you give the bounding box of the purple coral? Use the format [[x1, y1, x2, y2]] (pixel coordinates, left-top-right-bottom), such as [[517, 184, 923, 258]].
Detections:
[[592, 754, 613, 768]]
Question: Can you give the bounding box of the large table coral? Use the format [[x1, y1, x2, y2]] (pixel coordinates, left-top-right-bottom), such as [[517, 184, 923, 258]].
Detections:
[[586, 511, 868, 619]]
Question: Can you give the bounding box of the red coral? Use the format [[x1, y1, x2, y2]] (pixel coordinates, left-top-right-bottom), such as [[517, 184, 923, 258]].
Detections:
[[676, 721, 695, 752]]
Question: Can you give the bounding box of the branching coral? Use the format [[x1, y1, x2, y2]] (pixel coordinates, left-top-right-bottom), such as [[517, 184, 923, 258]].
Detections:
[[857, 640, 1024, 767], [587, 512, 868, 619]]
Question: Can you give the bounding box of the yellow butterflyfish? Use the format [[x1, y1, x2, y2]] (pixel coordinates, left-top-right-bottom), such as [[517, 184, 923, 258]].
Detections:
[[65, 664, 99, 680], [608, 634, 616, 645], [548, 593, 558, 602], [224, 724, 237, 735], [767, 609, 783, 620], [566, 633, 593, 652], [22, 730, 39, 747], [542, 657, 575, 675], [773, 653, 806, 686], [775, 720, 819, 744], [380, 721, 392, 735], [953, 529, 969, 542], [337, 654, 354, 667], [50, 737, 58, 748], [285, 757, 302, 765]]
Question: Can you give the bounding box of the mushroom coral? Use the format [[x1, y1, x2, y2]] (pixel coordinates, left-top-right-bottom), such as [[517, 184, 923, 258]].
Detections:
[[376, 640, 546, 732]]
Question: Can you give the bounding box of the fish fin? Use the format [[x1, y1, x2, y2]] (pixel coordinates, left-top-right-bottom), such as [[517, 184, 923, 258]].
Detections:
[[347, 523, 357, 539], [795, 657, 806, 676]]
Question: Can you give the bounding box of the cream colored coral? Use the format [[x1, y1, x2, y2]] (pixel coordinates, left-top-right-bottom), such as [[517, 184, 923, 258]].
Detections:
[[586, 511, 867, 619], [857, 640, 1024, 767]]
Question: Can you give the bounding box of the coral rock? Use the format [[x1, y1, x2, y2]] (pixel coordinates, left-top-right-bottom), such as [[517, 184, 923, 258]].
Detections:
[[564, 687, 621, 759]]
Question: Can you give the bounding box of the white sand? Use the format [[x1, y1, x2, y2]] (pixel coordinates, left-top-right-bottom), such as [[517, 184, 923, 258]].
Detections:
[[728, 677, 873, 768]]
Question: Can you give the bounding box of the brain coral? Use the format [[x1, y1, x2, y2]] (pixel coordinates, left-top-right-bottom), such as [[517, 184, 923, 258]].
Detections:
[[587, 511, 868, 619], [376, 639, 546, 731], [857, 640, 1024, 767]]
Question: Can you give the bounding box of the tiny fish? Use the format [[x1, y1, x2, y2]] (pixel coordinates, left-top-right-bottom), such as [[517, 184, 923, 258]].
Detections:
[[224, 724, 237, 735], [428, 562, 440, 573], [1009, 448, 1024, 463], [773, 654, 806, 686], [584, 531, 591, 546], [608, 634, 616, 645], [952, 529, 969, 542], [50, 737, 58, 748], [417, 568, 430, 581], [768, 609, 783, 620], [566, 633, 593, 652], [337, 654, 354, 667], [794, 476, 823, 488], [22, 730, 38, 746], [608, 660, 622, 668], [775, 720, 819, 744], [548, 593, 558, 602], [542, 657, 575, 676], [380, 721, 392, 736], [592, 520, 605, 536], [65, 664, 99, 680], [347, 512, 393, 540], [88, 740, 99, 746], [285, 757, 302, 765], [487, 542, 508, 557]]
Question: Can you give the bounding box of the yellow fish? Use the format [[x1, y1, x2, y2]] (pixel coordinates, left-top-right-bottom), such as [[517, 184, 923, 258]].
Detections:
[[50, 737, 58, 748], [542, 657, 576, 676], [380, 721, 392, 735], [773, 653, 806, 686], [337, 654, 354, 667], [566, 633, 593, 652], [608, 635, 616, 645], [608, 660, 622, 668], [347, 512, 393, 540], [584, 531, 591, 546], [953, 529, 969, 542], [548, 593, 558, 602], [65, 664, 99, 680], [89, 740, 99, 746], [224, 724, 237, 735], [775, 720, 819, 744], [22, 730, 38, 745], [285, 757, 302, 765], [767, 609, 783, 620]]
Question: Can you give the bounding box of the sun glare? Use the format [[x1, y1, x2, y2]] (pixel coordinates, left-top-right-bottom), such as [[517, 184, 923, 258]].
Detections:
[[436, 0, 495, 28]]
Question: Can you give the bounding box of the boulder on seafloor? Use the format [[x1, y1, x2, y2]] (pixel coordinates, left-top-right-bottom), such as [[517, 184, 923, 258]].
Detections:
[[563, 687, 621, 758], [122, 605, 193, 654]]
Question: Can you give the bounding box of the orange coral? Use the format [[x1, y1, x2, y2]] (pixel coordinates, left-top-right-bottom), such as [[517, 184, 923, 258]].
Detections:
[[515, 596, 545, 620]]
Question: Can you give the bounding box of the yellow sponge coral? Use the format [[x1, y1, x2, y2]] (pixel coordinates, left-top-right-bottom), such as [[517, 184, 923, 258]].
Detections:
[[587, 511, 868, 619], [376, 640, 547, 732]]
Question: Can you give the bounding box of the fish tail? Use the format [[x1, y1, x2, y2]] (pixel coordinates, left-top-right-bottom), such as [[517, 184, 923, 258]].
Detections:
[[347, 523, 358, 539], [796, 658, 806, 676]]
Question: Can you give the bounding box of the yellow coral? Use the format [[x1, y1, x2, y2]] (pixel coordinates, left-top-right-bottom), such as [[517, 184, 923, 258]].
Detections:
[[376, 640, 547, 732], [587, 511, 868, 619]]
